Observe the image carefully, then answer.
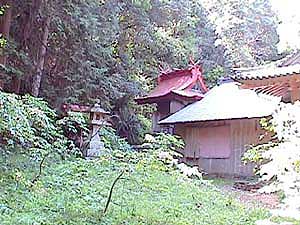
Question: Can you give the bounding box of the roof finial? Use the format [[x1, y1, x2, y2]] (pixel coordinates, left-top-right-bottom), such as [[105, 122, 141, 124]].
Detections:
[[189, 56, 201, 68], [158, 64, 172, 74], [189, 56, 195, 65]]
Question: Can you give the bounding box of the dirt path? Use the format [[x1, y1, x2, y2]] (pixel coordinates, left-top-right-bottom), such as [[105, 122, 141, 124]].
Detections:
[[219, 183, 280, 209], [208, 177, 280, 209]]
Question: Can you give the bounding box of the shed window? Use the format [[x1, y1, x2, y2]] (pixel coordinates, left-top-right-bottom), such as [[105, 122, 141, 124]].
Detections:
[[198, 125, 231, 159]]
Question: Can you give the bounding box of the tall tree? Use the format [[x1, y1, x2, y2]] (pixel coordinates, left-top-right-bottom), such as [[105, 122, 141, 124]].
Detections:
[[0, 0, 12, 65], [0, 0, 280, 142], [0, 0, 12, 90], [31, 16, 50, 97], [202, 0, 280, 67]]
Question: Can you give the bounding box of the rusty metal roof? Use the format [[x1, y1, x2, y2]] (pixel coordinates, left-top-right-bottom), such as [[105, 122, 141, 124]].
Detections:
[[159, 82, 280, 124]]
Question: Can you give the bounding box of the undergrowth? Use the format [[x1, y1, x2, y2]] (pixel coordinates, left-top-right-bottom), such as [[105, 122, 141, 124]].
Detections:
[[0, 150, 268, 225]]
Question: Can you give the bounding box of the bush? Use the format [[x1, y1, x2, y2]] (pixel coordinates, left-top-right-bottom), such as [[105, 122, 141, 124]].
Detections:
[[99, 126, 132, 152], [57, 111, 89, 156], [0, 92, 73, 158], [244, 103, 300, 219]]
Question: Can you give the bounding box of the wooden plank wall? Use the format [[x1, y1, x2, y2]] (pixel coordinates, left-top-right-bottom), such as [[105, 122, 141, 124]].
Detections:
[[175, 119, 260, 177]]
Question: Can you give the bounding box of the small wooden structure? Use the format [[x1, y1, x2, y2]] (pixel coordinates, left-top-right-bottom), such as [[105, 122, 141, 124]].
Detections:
[[160, 82, 280, 176], [135, 65, 208, 132], [61, 103, 91, 114], [138, 52, 300, 177]]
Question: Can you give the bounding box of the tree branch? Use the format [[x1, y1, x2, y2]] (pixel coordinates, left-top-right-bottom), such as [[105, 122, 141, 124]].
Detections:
[[30, 153, 49, 188], [103, 170, 124, 214]]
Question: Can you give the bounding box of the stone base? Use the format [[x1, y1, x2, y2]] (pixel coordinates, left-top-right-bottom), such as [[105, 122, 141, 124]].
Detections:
[[85, 133, 105, 158]]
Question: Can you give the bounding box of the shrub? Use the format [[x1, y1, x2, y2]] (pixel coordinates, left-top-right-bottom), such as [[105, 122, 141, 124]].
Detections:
[[99, 126, 132, 152], [0, 138, 268, 225], [57, 111, 89, 156], [0, 92, 72, 158], [244, 103, 300, 219]]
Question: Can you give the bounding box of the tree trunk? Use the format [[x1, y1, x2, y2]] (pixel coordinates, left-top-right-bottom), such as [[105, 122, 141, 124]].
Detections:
[[0, 0, 12, 65], [0, 0, 12, 91], [31, 16, 50, 97]]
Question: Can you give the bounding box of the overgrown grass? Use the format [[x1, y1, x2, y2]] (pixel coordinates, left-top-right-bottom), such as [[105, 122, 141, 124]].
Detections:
[[0, 153, 268, 225]]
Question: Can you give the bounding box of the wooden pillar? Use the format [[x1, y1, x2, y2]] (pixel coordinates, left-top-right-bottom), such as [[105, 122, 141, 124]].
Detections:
[[289, 78, 300, 103], [152, 111, 160, 132], [170, 100, 185, 114]]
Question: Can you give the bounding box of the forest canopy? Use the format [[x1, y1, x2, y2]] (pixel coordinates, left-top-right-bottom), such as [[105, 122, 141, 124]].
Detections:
[[0, 0, 281, 142]]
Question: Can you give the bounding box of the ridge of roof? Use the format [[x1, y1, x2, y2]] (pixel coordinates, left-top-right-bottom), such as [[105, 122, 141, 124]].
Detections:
[[158, 65, 202, 82]]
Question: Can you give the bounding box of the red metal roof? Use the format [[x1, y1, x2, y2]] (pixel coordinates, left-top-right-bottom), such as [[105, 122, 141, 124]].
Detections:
[[136, 65, 208, 104]]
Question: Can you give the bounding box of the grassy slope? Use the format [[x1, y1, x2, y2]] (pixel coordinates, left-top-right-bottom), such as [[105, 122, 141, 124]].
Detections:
[[0, 154, 268, 225]]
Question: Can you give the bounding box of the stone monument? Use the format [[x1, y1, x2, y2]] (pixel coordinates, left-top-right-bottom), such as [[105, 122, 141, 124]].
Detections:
[[85, 102, 110, 158]]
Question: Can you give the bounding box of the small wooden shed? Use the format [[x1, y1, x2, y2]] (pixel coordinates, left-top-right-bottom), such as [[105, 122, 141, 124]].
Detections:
[[160, 82, 280, 177]]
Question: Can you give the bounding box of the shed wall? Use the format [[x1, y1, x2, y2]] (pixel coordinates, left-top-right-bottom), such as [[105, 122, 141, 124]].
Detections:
[[175, 119, 261, 177]]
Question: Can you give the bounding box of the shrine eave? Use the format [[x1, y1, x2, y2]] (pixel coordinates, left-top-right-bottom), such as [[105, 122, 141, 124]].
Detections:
[[135, 90, 204, 104]]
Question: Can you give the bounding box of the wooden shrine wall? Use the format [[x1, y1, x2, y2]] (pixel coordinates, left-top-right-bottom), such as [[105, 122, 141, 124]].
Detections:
[[175, 119, 262, 177]]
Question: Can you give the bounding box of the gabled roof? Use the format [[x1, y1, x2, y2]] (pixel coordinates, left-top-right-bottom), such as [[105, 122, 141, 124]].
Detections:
[[232, 50, 300, 81], [159, 82, 280, 124], [136, 65, 208, 104]]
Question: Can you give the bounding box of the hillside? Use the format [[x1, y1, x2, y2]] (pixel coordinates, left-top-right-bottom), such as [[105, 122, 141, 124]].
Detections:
[[0, 151, 268, 225]]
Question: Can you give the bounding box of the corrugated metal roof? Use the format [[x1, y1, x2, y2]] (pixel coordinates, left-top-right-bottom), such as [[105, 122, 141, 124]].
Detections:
[[232, 64, 300, 80], [159, 82, 280, 124]]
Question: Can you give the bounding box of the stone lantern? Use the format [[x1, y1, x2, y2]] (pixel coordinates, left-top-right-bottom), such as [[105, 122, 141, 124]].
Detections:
[[85, 103, 110, 157]]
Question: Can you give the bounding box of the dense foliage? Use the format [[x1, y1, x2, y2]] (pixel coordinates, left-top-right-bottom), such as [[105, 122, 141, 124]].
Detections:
[[202, 0, 280, 67], [244, 103, 300, 220], [0, 1, 296, 224], [0, 0, 280, 143], [0, 91, 71, 158]]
